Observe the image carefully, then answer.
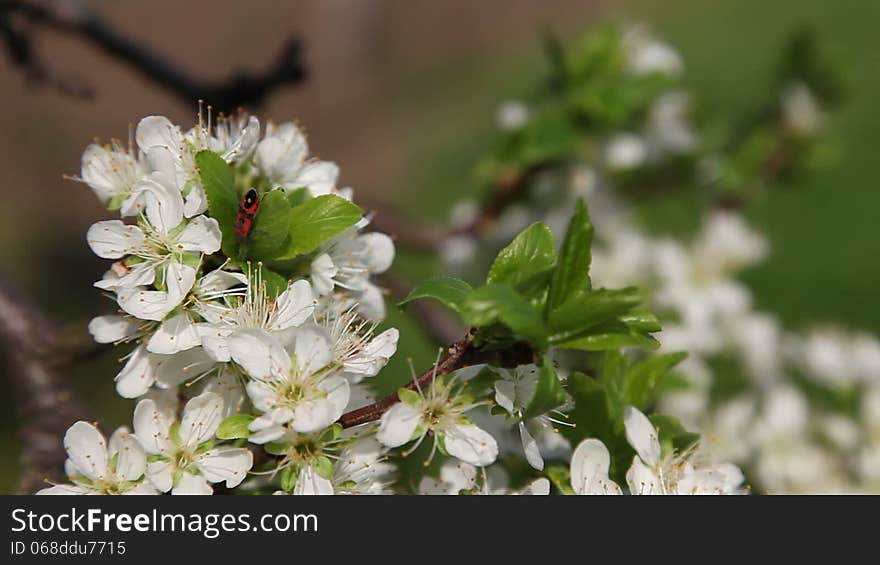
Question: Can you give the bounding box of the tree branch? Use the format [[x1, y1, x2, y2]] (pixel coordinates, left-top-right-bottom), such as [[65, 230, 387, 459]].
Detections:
[[0, 0, 306, 111], [0, 277, 91, 494], [339, 330, 536, 428]]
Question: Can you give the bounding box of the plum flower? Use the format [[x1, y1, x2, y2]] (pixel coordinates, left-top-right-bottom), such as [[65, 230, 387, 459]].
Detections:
[[310, 223, 395, 320], [38, 423, 157, 495], [254, 121, 339, 196], [228, 327, 349, 443], [133, 392, 253, 495], [377, 374, 499, 467]]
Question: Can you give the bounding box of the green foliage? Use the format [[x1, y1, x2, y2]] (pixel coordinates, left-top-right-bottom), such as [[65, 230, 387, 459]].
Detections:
[[400, 276, 473, 313], [246, 190, 291, 260], [196, 150, 238, 258], [216, 414, 255, 440], [487, 222, 555, 290], [463, 284, 548, 349], [546, 198, 593, 313], [278, 194, 362, 259]]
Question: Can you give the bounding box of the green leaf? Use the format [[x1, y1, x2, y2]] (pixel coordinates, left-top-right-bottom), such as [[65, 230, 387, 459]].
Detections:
[[523, 356, 569, 419], [399, 276, 473, 314], [546, 465, 574, 495], [285, 187, 311, 208], [265, 441, 292, 456], [600, 350, 628, 426], [216, 414, 255, 440], [547, 287, 642, 344], [487, 222, 555, 288], [397, 388, 422, 407], [556, 328, 660, 352], [312, 456, 335, 480], [196, 150, 238, 258], [278, 194, 362, 259], [462, 284, 547, 348], [246, 190, 291, 259], [279, 465, 298, 492], [547, 198, 593, 313], [649, 414, 700, 454], [624, 352, 688, 410]]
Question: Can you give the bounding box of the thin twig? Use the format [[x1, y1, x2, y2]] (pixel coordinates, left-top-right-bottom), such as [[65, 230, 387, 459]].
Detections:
[[0, 0, 306, 111], [0, 277, 91, 494], [339, 330, 536, 428]]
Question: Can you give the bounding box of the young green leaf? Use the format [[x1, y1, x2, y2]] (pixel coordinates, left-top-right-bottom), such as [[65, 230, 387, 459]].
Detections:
[[246, 190, 291, 259], [399, 276, 473, 314], [196, 150, 238, 257], [487, 222, 555, 288], [523, 356, 569, 419], [547, 198, 593, 313], [463, 284, 548, 348], [216, 414, 255, 440], [623, 352, 688, 410], [279, 194, 362, 259], [649, 414, 701, 454], [547, 287, 642, 344]]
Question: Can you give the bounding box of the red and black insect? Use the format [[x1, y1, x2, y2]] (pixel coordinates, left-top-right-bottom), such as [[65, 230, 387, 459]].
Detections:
[[234, 188, 260, 238]]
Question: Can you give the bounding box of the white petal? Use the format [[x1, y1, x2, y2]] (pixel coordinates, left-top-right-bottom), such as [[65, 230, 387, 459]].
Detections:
[[376, 402, 422, 448], [228, 329, 290, 380], [310, 253, 337, 295], [359, 232, 395, 274], [626, 455, 664, 495], [198, 269, 247, 295], [520, 423, 544, 471], [293, 465, 334, 495], [293, 326, 333, 376], [295, 161, 339, 196], [153, 347, 215, 388], [570, 438, 622, 495], [271, 280, 315, 330], [147, 313, 201, 354], [517, 478, 551, 495], [136, 115, 181, 153], [179, 391, 224, 447], [80, 144, 143, 204], [37, 484, 94, 495], [290, 398, 338, 433], [178, 216, 221, 254], [89, 315, 139, 344], [494, 378, 516, 415], [64, 422, 108, 481], [172, 472, 213, 495], [197, 446, 253, 487], [86, 220, 146, 259], [343, 328, 398, 379], [183, 184, 208, 217], [115, 345, 155, 398], [445, 424, 499, 467], [114, 433, 147, 481], [130, 173, 184, 235], [355, 283, 386, 322], [145, 460, 173, 492], [132, 399, 174, 455], [125, 481, 160, 495], [117, 263, 195, 321], [624, 405, 662, 468]]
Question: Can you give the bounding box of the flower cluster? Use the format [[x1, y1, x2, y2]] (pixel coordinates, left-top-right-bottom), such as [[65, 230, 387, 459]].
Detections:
[[42, 110, 400, 495]]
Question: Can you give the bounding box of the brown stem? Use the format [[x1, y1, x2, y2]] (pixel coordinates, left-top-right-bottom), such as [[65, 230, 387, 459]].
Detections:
[[0, 278, 91, 494], [339, 331, 536, 428], [0, 0, 306, 111]]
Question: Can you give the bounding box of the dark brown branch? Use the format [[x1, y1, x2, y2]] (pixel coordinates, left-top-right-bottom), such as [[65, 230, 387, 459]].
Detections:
[[339, 330, 536, 428], [0, 277, 91, 494], [0, 0, 306, 111]]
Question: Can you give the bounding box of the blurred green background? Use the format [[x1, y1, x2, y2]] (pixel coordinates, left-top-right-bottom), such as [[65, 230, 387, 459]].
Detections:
[[1, 0, 877, 492]]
